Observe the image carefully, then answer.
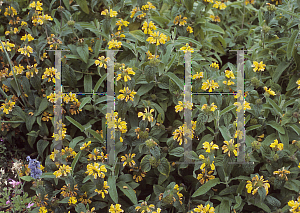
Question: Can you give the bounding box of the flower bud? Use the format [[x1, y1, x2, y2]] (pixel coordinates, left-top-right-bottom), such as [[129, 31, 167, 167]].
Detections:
[[255, 99, 263, 105], [273, 153, 279, 161], [262, 25, 271, 34], [251, 140, 261, 150], [250, 118, 258, 125], [67, 20, 75, 27]]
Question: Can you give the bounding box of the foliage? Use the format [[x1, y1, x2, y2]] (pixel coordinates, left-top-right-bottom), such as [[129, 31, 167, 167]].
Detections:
[[0, 0, 300, 212]]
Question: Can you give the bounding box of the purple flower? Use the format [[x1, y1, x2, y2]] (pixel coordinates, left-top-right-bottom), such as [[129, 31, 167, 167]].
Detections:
[[26, 156, 42, 179], [27, 202, 34, 208], [8, 179, 21, 188], [6, 200, 10, 204]]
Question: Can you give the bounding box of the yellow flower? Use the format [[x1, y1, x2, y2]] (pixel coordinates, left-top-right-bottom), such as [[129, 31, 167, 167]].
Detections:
[[252, 61, 266, 72], [117, 87, 136, 102], [245, 0, 255, 5], [246, 175, 270, 195], [263, 87, 276, 96], [234, 101, 251, 112], [175, 101, 193, 112], [270, 139, 284, 151], [273, 167, 290, 181], [109, 204, 124, 213], [42, 67, 57, 83], [53, 164, 72, 178], [21, 34, 34, 42], [86, 162, 107, 179], [197, 168, 215, 185], [4, 6, 18, 17], [108, 39, 122, 49], [80, 141, 92, 150], [116, 64, 135, 82], [142, 21, 157, 34], [203, 141, 219, 153], [120, 153, 136, 167], [116, 18, 129, 31], [0, 100, 16, 115], [201, 79, 219, 92], [146, 51, 159, 59], [29, 1, 43, 11], [18, 45, 33, 57], [141, 2, 156, 10], [95, 181, 110, 198], [174, 15, 187, 26], [288, 198, 300, 213], [38, 207, 47, 213], [193, 204, 215, 213], [210, 62, 219, 69], [95, 56, 110, 68], [213, 1, 221, 8], [223, 80, 235, 86], [222, 139, 240, 157], [180, 43, 194, 53], [186, 26, 193, 33], [225, 70, 235, 79], [209, 14, 220, 22], [220, 2, 227, 9], [192, 72, 204, 80], [68, 196, 77, 205], [146, 31, 167, 46], [101, 9, 117, 17], [138, 107, 155, 122]]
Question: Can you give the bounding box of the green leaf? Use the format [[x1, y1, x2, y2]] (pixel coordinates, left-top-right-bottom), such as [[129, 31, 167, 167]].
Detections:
[[204, 23, 225, 34], [74, 0, 89, 14], [267, 98, 283, 117], [219, 199, 230, 213], [177, 36, 202, 48], [79, 97, 92, 110], [219, 126, 231, 141], [108, 176, 118, 203], [37, 139, 49, 157], [26, 115, 36, 132], [287, 30, 299, 60], [35, 98, 48, 117], [157, 157, 170, 176], [20, 176, 34, 182], [246, 124, 262, 132], [144, 65, 156, 83], [69, 136, 85, 149], [266, 121, 285, 134], [286, 75, 299, 91], [77, 44, 89, 63], [220, 105, 236, 117], [165, 72, 184, 91], [86, 129, 104, 143], [66, 116, 85, 131], [129, 30, 145, 42], [71, 151, 81, 175], [287, 124, 300, 135], [258, 9, 263, 26], [84, 75, 93, 93], [137, 83, 154, 96], [94, 73, 107, 92], [253, 201, 271, 213], [12, 106, 26, 121], [192, 178, 220, 197], [282, 98, 297, 109], [39, 172, 56, 179], [141, 155, 151, 172], [184, 0, 194, 11], [169, 147, 184, 157], [272, 62, 290, 84], [62, 0, 70, 10], [117, 181, 138, 205]]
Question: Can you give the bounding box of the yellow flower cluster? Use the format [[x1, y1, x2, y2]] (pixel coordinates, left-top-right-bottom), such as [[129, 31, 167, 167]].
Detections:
[[297, 79, 300, 90], [288, 197, 300, 212], [174, 15, 187, 26], [192, 72, 204, 80], [210, 14, 221, 22], [173, 121, 197, 145], [201, 79, 219, 92], [29, 1, 43, 11], [191, 203, 215, 212], [42, 67, 57, 83], [108, 39, 122, 49], [95, 56, 110, 69], [222, 139, 240, 157], [86, 162, 107, 179], [213, 1, 227, 9], [4, 6, 17, 17], [246, 175, 270, 195], [61, 147, 77, 161], [146, 31, 167, 46], [62, 92, 79, 104], [68, 196, 77, 205], [252, 61, 266, 72], [263, 86, 276, 96], [88, 148, 107, 162], [53, 164, 72, 178], [138, 107, 155, 122], [273, 167, 290, 181], [21, 34, 34, 42], [116, 64, 135, 82], [52, 121, 67, 141], [146, 51, 159, 59], [0, 100, 16, 115], [180, 43, 194, 53], [197, 168, 215, 185], [47, 34, 63, 50], [136, 201, 156, 212], [210, 62, 219, 69], [117, 87, 136, 102], [0, 40, 15, 52], [116, 18, 129, 31], [130, 7, 146, 19], [270, 139, 284, 151], [18, 45, 33, 57], [245, 0, 255, 5], [203, 141, 219, 153], [32, 12, 53, 26], [106, 111, 127, 142], [9, 64, 25, 76], [42, 111, 53, 122], [234, 101, 251, 112], [199, 155, 215, 170], [95, 181, 110, 198], [141, 2, 156, 10], [186, 26, 193, 33], [130, 167, 147, 182], [109, 204, 124, 213], [121, 153, 136, 167], [101, 9, 118, 17], [26, 63, 39, 78], [175, 100, 193, 112], [142, 21, 157, 34]]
